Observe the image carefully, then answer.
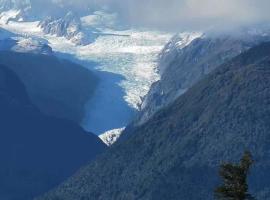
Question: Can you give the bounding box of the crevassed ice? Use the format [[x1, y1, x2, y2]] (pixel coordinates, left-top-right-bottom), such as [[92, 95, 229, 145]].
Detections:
[[0, 11, 200, 136]]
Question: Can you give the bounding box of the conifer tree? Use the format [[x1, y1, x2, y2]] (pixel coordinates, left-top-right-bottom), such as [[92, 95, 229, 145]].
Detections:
[[215, 151, 255, 200]]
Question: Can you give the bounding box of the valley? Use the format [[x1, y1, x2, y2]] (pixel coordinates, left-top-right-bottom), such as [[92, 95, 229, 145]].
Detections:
[[0, 9, 174, 136], [2, 1, 270, 200]]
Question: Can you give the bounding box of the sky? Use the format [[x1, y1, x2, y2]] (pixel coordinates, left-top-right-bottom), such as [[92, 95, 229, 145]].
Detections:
[[103, 0, 270, 31], [12, 0, 270, 31]]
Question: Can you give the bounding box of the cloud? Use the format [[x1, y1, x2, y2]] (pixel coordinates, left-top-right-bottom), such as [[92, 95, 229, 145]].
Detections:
[[29, 0, 270, 31], [97, 0, 270, 31]]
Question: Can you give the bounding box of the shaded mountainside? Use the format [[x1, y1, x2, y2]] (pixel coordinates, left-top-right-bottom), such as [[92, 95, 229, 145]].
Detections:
[[0, 64, 106, 200], [0, 51, 98, 123], [136, 33, 270, 125], [39, 42, 270, 200]]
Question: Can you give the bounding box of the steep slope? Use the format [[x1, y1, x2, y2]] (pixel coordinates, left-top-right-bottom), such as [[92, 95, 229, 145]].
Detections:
[[136, 32, 270, 125], [39, 42, 270, 200], [0, 64, 107, 200], [0, 51, 98, 123]]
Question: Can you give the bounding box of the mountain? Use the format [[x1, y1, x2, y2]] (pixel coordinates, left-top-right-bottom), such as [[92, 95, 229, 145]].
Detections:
[[0, 64, 107, 200], [38, 12, 96, 45], [0, 51, 98, 123], [38, 42, 270, 200], [135, 32, 270, 125]]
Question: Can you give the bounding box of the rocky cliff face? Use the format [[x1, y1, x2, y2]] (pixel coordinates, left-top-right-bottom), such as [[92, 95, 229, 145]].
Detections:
[[39, 12, 96, 45], [136, 32, 270, 125], [38, 42, 270, 200]]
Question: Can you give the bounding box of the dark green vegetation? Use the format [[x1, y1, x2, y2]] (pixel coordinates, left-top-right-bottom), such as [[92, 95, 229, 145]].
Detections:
[[135, 34, 270, 125], [0, 64, 106, 200], [0, 51, 98, 123], [215, 151, 254, 200], [38, 42, 270, 200]]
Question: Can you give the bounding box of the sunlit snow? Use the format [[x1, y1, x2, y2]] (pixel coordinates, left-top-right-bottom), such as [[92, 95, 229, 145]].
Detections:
[[0, 10, 177, 136]]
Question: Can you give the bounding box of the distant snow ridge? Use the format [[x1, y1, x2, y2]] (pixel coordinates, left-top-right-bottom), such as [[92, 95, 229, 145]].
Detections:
[[0, 9, 26, 24], [39, 11, 96, 45], [158, 32, 203, 75], [0, 0, 30, 23], [137, 32, 203, 125], [99, 128, 125, 146]]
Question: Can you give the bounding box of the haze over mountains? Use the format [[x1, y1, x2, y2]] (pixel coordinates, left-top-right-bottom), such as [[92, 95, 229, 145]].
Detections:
[[1, 0, 270, 200], [0, 0, 170, 136]]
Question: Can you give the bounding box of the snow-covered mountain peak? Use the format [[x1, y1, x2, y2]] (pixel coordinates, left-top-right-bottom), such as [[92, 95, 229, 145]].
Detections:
[[38, 11, 97, 45], [38, 11, 81, 36], [156, 32, 202, 75], [0, 9, 25, 24], [162, 32, 203, 54]]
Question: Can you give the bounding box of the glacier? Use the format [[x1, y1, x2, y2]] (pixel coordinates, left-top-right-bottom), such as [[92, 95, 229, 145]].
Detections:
[[0, 9, 198, 137]]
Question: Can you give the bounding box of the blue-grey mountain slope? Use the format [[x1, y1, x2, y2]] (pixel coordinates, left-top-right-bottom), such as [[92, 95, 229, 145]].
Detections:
[[136, 32, 270, 125], [0, 51, 98, 123], [0, 64, 107, 200], [38, 42, 270, 200]]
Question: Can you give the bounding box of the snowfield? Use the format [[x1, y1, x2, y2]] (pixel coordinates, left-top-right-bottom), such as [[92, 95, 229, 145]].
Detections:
[[0, 10, 199, 139]]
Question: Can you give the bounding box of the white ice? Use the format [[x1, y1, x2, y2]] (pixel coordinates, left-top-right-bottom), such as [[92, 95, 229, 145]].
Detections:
[[0, 11, 173, 135]]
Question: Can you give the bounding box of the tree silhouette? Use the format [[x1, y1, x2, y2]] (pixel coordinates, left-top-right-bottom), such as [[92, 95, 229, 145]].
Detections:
[[215, 151, 255, 200]]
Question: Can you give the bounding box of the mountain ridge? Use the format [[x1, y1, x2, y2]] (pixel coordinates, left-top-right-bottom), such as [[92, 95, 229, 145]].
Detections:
[[0, 63, 107, 200], [37, 42, 270, 200], [135, 32, 270, 126]]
